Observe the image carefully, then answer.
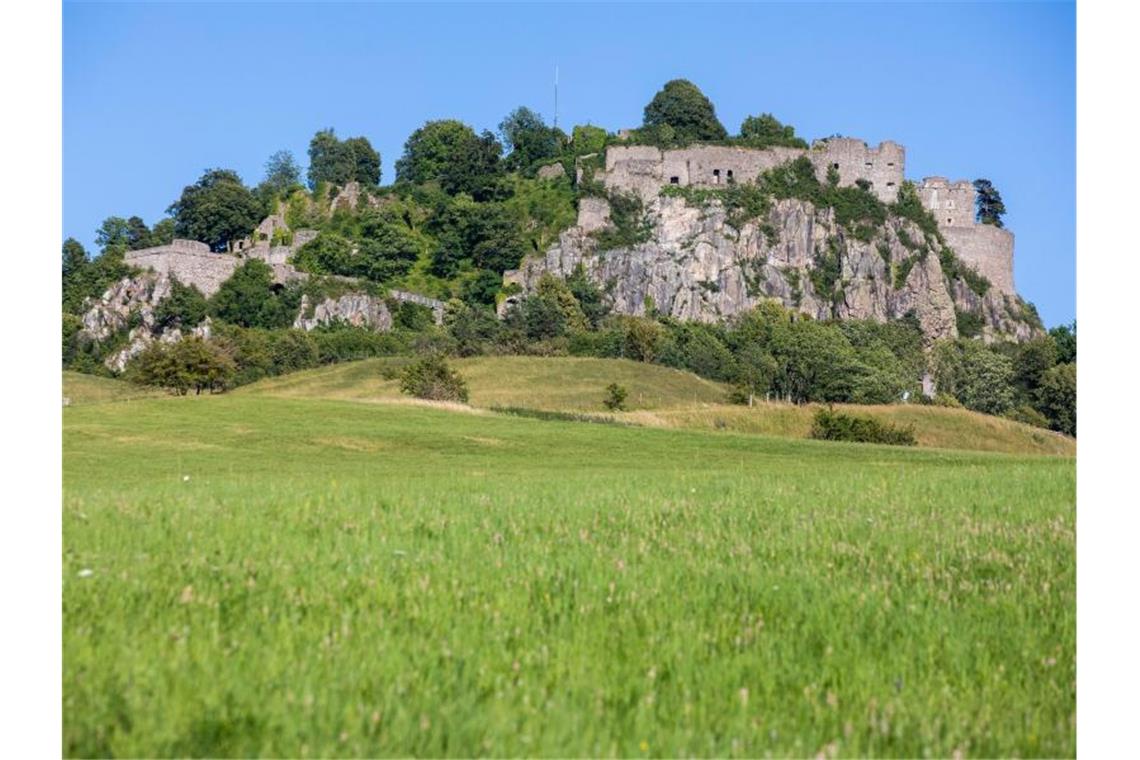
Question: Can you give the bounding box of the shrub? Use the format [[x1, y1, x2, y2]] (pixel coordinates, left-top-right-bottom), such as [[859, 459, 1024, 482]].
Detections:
[[398, 354, 469, 402], [933, 392, 962, 408], [809, 408, 916, 446], [602, 383, 628, 411], [1004, 404, 1051, 429]]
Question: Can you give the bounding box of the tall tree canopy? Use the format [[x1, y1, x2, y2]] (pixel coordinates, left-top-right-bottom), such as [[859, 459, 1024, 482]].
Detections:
[[261, 150, 302, 197], [395, 120, 503, 198], [739, 113, 808, 149], [642, 79, 727, 143], [498, 107, 563, 172], [973, 178, 1007, 228], [306, 129, 381, 189], [167, 169, 264, 252]]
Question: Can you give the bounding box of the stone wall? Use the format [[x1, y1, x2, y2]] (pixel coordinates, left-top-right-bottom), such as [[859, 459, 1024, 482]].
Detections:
[[916, 177, 975, 228], [808, 138, 905, 204], [601, 139, 904, 204], [942, 224, 1015, 294], [125, 241, 241, 297], [126, 238, 307, 297]]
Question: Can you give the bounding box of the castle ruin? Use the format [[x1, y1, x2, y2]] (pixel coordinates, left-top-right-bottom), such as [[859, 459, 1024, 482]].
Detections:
[[587, 137, 1014, 293]]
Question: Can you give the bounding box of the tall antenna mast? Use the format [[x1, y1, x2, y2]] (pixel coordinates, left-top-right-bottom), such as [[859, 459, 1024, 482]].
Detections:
[[554, 65, 559, 130]]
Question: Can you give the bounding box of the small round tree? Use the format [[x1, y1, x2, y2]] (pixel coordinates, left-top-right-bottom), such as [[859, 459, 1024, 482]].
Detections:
[[398, 355, 470, 403], [642, 79, 727, 144]]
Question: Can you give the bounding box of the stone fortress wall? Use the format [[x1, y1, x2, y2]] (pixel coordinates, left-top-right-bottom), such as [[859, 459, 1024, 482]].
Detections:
[[591, 137, 1014, 294], [917, 177, 1015, 293], [603, 138, 904, 204]]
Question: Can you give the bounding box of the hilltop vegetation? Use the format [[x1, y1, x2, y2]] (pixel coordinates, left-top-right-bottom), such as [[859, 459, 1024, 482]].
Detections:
[[62, 79, 1075, 436]]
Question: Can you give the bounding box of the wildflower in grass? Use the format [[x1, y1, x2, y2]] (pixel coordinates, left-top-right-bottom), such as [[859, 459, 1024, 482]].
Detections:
[[77, 568, 93, 578], [182, 475, 190, 482], [739, 687, 749, 707], [639, 740, 649, 752]]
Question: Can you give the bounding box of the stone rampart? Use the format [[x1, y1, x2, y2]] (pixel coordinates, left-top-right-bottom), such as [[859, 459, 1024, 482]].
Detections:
[[942, 224, 1015, 294], [389, 290, 446, 324], [808, 138, 905, 204], [917, 177, 975, 229], [125, 241, 240, 297], [602, 139, 904, 204]]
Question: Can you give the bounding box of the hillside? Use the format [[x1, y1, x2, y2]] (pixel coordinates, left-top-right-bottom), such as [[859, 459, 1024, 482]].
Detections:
[[240, 356, 1073, 456], [63, 371, 165, 406]]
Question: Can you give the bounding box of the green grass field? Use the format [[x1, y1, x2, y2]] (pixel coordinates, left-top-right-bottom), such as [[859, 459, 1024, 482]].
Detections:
[[63, 364, 1075, 757], [241, 357, 1074, 457]]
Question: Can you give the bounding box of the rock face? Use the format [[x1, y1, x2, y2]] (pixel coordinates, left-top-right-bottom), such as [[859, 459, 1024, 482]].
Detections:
[[503, 195, 1040, 344], [104, 318, 214, 374], [80, 271, 173, 341], [294, 293, 393, 331]]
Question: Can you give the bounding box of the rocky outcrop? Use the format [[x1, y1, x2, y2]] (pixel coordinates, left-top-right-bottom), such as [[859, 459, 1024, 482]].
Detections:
[[504, 194, 1040, 344], [293, 293, 393, 332], [104, 318, 213, 374], [79, 272, 172, 341]]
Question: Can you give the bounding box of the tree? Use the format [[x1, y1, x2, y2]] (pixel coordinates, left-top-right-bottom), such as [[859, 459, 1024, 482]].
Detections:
[[935, 340, 1016, 415], [603, 383, 628, 411], [129, 337, 235, 395], [167, 169, 264, 252], [307, 129, 353, 188], [261, 150, 302, 197], [1012, 335, 1058, 399], [642, 79, 727, 144], [570, 124, 608, 157], [94, 214, 154, 252], [209, 259, 298, 329], [1049, 321, 1076, 364], [973, 178, 1007, 228], [395, 120, 504, 198], [344, 136, 381, 186], [499, 106, 562, 172], [1035, 362, 1076, 436], [739, 113, 808, 149], [62, 238, 91, 314], [399, 354, 469, 402], [153, 278, 208, 331]]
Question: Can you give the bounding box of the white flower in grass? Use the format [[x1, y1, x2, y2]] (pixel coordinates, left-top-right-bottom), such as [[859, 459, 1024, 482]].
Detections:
[[77, 569, 93, 578], [182, 475, 191, 482]]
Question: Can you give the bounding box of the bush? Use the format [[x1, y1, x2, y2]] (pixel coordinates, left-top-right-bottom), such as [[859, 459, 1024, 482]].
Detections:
[[809, 408, 916, 446], [398, 355, 469, 402], [1004, 404, 1051, 429], [603, 383, 628, 411]]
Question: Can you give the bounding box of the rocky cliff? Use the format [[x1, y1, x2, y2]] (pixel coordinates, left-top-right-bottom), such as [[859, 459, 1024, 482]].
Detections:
[[504, 195, 1040, 344]]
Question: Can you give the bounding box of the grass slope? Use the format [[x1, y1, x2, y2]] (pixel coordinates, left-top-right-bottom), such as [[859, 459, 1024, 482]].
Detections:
[[241, 356, 730, 411], [64, 393, 1075, 757], [241, 357, 1074, 457], [63, 370, 164, 406]]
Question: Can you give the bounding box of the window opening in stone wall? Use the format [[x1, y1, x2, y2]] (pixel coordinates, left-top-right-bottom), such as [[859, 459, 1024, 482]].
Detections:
[[887, 182, 896, 187], [726, 170, 734, 182], [865, 162, 873, 168], [669, 176, 680, 185], [947, 218, 953, 225], [832, 163, 839, 170], [713, 169, 720, 184], [887, 162, 895, 167]]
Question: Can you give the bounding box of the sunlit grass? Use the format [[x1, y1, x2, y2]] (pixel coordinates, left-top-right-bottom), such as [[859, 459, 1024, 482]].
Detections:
[[64, 393, 1074, 757]]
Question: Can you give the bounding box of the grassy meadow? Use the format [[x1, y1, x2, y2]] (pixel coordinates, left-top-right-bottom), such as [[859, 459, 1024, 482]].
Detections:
[[63, 363, 1075, 757], [242, 357, 1074, 457]]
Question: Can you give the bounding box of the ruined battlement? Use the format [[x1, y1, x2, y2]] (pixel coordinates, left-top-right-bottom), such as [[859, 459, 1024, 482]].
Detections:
[[601, 138, 904, 204], [588, 139, 1014, 294]]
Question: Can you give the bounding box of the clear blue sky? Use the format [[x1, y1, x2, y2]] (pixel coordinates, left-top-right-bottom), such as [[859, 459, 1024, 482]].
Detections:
[[63, 1, 1075, 327]]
